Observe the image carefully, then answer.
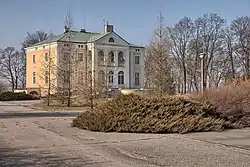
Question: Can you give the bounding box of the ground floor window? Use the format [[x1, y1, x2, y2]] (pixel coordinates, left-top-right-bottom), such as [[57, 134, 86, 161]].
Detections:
[[118, 71, 124, 84], [135, 72, 140, 85], [108, 71, 114, 83], [33, 72, 36, 84], [45, 71, 49, 84]]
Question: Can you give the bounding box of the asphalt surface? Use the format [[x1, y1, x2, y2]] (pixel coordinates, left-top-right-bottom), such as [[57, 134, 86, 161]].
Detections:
[[1, 100, 250, 167], [0, 112, 79, 119]]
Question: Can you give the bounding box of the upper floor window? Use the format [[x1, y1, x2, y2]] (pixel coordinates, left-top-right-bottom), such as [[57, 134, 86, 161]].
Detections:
[[118, 52, 124, 66], [88, 50, 92, 62], [135, 56, 140, 64], [63, 52, 68, 61], [109, 37, 115, 43], [78, 45, 84, 48], [45, 53, 48, 62], [136, 49, 140, 52], [108, 51, 115, 63], [78, 53, 83, 62], [98, 51, 104, 65], [33, 55, 36, 64]]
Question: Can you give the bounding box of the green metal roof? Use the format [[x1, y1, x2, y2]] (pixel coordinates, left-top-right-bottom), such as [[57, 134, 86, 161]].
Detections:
[[28, 30, 144, 48], [30, 31, 101, 47], [30, 33, 66, 46], [59, 31, 101, 43], [129, 43, 145, 48]]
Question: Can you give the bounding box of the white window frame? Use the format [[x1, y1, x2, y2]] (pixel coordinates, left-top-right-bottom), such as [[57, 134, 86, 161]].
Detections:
[[135, 72, 140, 85], [135, 56, 140, 64], [118, 71, 124, 85], [33, 72, 36, 84]]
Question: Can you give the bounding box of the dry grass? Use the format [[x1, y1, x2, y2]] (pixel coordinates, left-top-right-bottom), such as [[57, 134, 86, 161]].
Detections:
[[29, 99, 88, 111], [197, 80, 250, 127], [72, 94, 241, 134]]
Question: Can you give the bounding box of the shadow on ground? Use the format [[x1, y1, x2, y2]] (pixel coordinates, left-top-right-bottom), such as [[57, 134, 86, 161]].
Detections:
[[0, 112, 79, 119], [0, 148, 109, 166]]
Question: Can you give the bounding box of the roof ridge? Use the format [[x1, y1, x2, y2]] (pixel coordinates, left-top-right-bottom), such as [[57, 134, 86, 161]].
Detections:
[[69, 30, 100, 34], [26, 30, 144, 49]]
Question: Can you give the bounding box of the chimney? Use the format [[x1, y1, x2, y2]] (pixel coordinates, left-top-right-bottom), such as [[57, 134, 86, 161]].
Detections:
[[64, 26, 69, 33], [80, 29, 86, 33], [104, 22, 113, 33]]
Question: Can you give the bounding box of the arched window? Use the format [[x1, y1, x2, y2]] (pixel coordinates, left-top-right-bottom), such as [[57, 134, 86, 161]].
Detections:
[[98, 50, 104, 65], [118, 71, 124, 85], [108, 71, 114, 84], [118, 52, 124, 66], [108, 51, 114, 63], [109, 37, 115, 43], [98, 70, 105, 83]]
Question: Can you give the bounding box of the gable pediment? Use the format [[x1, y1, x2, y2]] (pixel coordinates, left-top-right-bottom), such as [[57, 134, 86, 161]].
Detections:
[[95, 32, 130, 46]]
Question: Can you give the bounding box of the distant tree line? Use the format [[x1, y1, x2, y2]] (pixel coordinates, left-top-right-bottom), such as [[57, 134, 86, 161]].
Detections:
[[0, 30, 53, 92], [145, 13, 250, 94]]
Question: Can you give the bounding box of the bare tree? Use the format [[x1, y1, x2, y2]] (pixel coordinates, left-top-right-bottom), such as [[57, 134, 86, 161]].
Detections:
[[56, 10, 75, 106], [145, 13, 250, 92], [208, 47, 227, 87], [168, 17, 194, 93], [145, 13, 174, 95], [71, 45, 92, 106], [223, 28, 236, 79], [22, 30, 54, 48], [193, 13, 226, 89], [0, 47, 24, 91], [38, 42, 57, 106], [231, 16, 250, 78]]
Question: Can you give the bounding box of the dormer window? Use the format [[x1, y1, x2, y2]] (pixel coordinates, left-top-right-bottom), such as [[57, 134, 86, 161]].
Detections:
[[109, 37, 115, 43]]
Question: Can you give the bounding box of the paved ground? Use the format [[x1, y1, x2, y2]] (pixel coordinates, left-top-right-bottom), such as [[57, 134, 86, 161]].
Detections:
[[1, 101, 250, 167]]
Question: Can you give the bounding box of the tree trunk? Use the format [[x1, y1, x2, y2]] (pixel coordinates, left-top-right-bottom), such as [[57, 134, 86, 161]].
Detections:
[[15, 76, 18, 89], [182, 64, 187, 94], [246, 54, 250, 79], [12, 82, 15, 92], [229, 49, 235, 78]]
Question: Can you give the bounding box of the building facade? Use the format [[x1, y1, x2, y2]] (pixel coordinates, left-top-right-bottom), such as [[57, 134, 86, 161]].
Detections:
[[25, 24, 145, 96]]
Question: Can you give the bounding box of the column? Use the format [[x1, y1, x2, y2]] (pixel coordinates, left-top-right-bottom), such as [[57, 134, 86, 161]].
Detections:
[[114, 50, 118, 67]]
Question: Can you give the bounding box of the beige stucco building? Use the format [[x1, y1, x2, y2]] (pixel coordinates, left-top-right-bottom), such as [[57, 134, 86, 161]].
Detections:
[[25, 24, 145, 97]]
